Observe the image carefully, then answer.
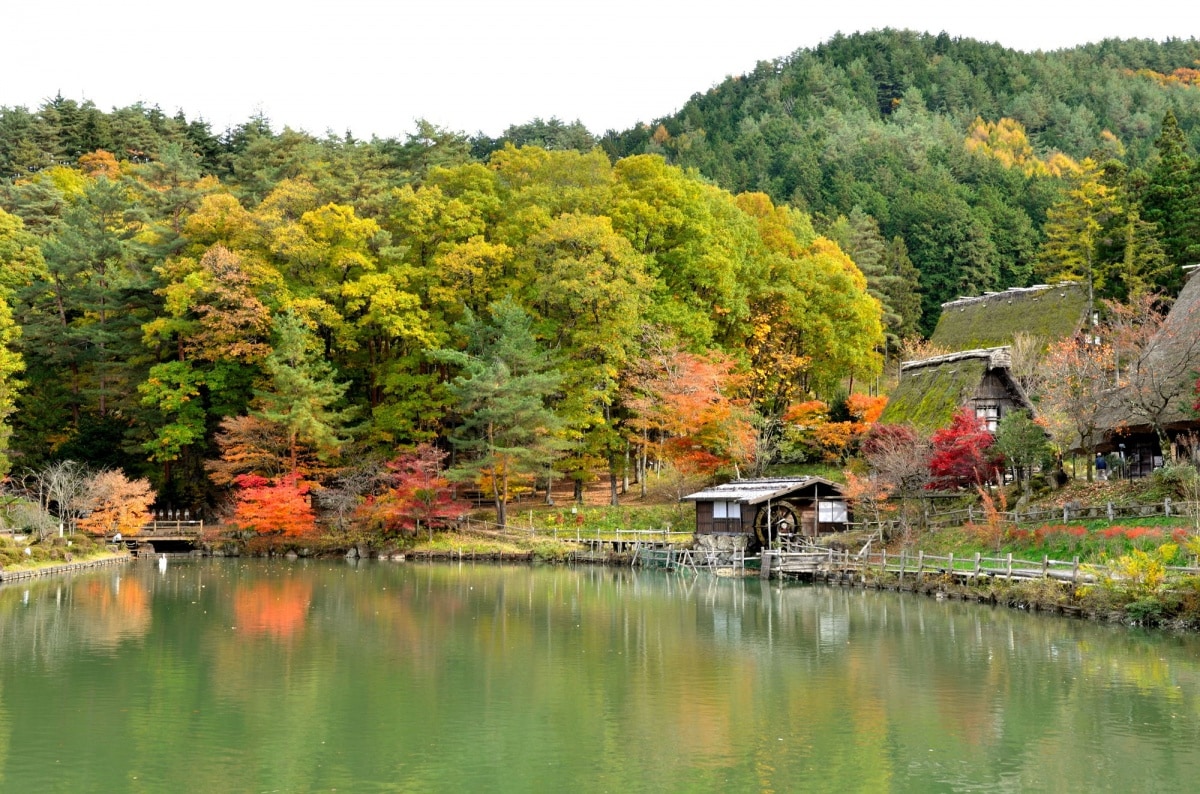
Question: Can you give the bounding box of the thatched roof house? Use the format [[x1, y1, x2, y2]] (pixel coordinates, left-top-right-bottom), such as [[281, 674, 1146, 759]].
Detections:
[[1099, 267, 1200, 474], [930, 282, 1091, 352], [880, 347, 1033, 431], [882, 283, 1090, 431]]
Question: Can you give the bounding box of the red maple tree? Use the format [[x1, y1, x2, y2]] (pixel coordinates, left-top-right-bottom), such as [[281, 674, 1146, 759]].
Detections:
[[360, 444, 469, 535], [928, 408, 1002, 489], [230, 473, 318, 538]]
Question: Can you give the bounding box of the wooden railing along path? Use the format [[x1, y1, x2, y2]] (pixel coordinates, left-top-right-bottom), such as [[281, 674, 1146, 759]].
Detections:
[[761, 546, 1200, 585]]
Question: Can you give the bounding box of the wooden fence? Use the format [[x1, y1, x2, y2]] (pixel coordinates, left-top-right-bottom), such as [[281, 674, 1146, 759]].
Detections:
[[847, 499, 1200, 535], [762, 546, 1200, 585], [458, 515, 693, 545]]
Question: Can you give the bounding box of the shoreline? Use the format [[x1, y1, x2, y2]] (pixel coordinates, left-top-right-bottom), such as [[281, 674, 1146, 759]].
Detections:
[[0, 552, 131, 583]]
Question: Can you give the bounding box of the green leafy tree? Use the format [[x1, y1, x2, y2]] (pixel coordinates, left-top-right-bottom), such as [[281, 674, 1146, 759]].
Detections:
[[993, 409, 1050, 498]]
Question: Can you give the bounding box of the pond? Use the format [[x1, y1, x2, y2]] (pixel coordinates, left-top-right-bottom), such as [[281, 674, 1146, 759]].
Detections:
[[2, 559, 1200, 792]]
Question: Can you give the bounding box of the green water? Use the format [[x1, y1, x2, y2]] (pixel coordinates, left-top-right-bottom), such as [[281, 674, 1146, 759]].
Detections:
[[2, 560, 1200, 792]]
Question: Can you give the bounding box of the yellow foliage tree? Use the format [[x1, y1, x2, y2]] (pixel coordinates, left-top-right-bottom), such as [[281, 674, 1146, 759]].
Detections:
[[78, 471, 156, 537]]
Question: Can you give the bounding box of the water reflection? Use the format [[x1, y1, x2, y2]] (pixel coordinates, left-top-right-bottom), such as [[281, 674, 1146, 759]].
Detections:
[[1, 562, 1200, 791]]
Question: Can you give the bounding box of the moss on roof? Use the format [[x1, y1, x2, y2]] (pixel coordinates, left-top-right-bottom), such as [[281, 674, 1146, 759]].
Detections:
[[930, 283, 1090, 352], [880, 358, 988, 430]]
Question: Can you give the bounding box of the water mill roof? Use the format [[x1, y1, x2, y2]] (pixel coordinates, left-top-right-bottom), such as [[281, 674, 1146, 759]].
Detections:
[[680, 477, 843, 505]]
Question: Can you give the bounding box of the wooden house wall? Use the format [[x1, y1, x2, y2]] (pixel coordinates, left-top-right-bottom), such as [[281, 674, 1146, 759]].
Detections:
[[973, 370, 1015, 402], [695, 500, 752, 535]]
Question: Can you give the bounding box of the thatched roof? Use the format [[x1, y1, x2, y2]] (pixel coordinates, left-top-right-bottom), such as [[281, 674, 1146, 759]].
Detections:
[[880, 348, 1025, 430], [931, 282, 1090, 352], [1102, 268, 1200, 436], [681, 477, 843, 504]]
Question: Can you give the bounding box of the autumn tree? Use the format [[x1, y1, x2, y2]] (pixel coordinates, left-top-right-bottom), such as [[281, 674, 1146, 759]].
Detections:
[[360, 443, 469, 537], [1038, 334, 1115, 480], [229, 473, 317, 538], [77, 470, 156, 537], [928, 408, 1002, 489], [778, 393, 887, 465], [623, 328, 755, 488], [1106, 293, 1200, 459], [860, 424, 931, 542]]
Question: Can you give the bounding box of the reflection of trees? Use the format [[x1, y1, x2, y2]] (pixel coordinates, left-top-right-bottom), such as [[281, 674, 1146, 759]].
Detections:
[[232, 578, 312, 639], [0, 574, 151, 667], [5, 563, 1200, 790]]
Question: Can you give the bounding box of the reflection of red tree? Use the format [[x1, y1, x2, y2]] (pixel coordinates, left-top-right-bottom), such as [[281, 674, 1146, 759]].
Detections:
[[233, 579, 313, 639]]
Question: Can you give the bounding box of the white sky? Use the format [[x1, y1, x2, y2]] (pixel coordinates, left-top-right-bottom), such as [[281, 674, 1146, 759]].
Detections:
[[5, 0, 1199, 140]]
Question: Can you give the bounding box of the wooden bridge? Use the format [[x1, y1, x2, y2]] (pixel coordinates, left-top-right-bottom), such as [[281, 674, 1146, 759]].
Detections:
[[112, 521, 205, 555]]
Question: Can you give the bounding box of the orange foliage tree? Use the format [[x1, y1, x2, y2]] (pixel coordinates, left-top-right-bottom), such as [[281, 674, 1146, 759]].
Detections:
[[359, 444, 469, 536], [625, 339, 755, 478], [229, 473, 317, 538], [77, 470, 156, 537], [779, 393, 887, 464]]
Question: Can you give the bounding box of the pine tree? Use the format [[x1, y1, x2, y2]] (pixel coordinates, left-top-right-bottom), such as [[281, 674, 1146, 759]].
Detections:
[[254, 310, 355, 475], [1142, 111, 1200, 284], [433, 298, 565, 529]]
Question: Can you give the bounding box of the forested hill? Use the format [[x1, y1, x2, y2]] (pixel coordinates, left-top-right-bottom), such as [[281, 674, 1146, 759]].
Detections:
[[2, 31, 1200, 513], [601, 30, 1200, 329]]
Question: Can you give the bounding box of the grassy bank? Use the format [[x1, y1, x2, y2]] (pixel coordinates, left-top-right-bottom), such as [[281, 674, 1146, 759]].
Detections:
[[0, 532, 125, 572]]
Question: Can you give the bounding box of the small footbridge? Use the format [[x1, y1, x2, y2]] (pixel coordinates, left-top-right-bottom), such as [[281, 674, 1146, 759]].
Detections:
[[111, 521, 206, 556]]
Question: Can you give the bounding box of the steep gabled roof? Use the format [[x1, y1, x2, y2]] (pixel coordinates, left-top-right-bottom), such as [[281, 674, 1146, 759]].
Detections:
[[1103, 268, 1200, 435], [681, 476, 843, 504], [880, 347, 1030, 430], [931, 282, 1090, 352]]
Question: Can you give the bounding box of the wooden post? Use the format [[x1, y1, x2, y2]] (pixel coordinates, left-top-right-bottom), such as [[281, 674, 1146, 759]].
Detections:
[[974, 552, 981, 577], [1042, 555, 1049, 578], [1006, 552, 1013, 580], [917, 550, 924, 581], [881, 549, 887, 577], [1072, 556, 1080, 584], [947, 552, 955, 578], [1063, 506, 1069, 523], [1107, 502, 1114, 521]]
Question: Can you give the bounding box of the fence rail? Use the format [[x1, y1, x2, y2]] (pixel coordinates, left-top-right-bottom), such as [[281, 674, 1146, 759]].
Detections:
[[458, 515, 692, 545], [848, 499, 1200, 535], [763, 547, 1200, 585]]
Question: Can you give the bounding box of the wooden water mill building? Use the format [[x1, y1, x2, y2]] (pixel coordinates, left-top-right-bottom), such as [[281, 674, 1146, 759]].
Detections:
[[681, 477, 848, 554]]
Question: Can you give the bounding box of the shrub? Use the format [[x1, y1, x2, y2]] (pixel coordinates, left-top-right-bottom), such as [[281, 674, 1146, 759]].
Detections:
[[1125, 597, 1168, 625]]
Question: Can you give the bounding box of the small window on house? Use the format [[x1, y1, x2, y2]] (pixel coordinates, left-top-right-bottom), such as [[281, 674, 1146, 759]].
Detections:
[[975, 404, 999, 432], [713, 500, 742, 519], [818, 501, 848, 523]]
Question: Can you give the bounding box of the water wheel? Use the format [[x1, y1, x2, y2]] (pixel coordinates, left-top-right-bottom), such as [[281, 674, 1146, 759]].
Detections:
[[754, 503, 800, 547]]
